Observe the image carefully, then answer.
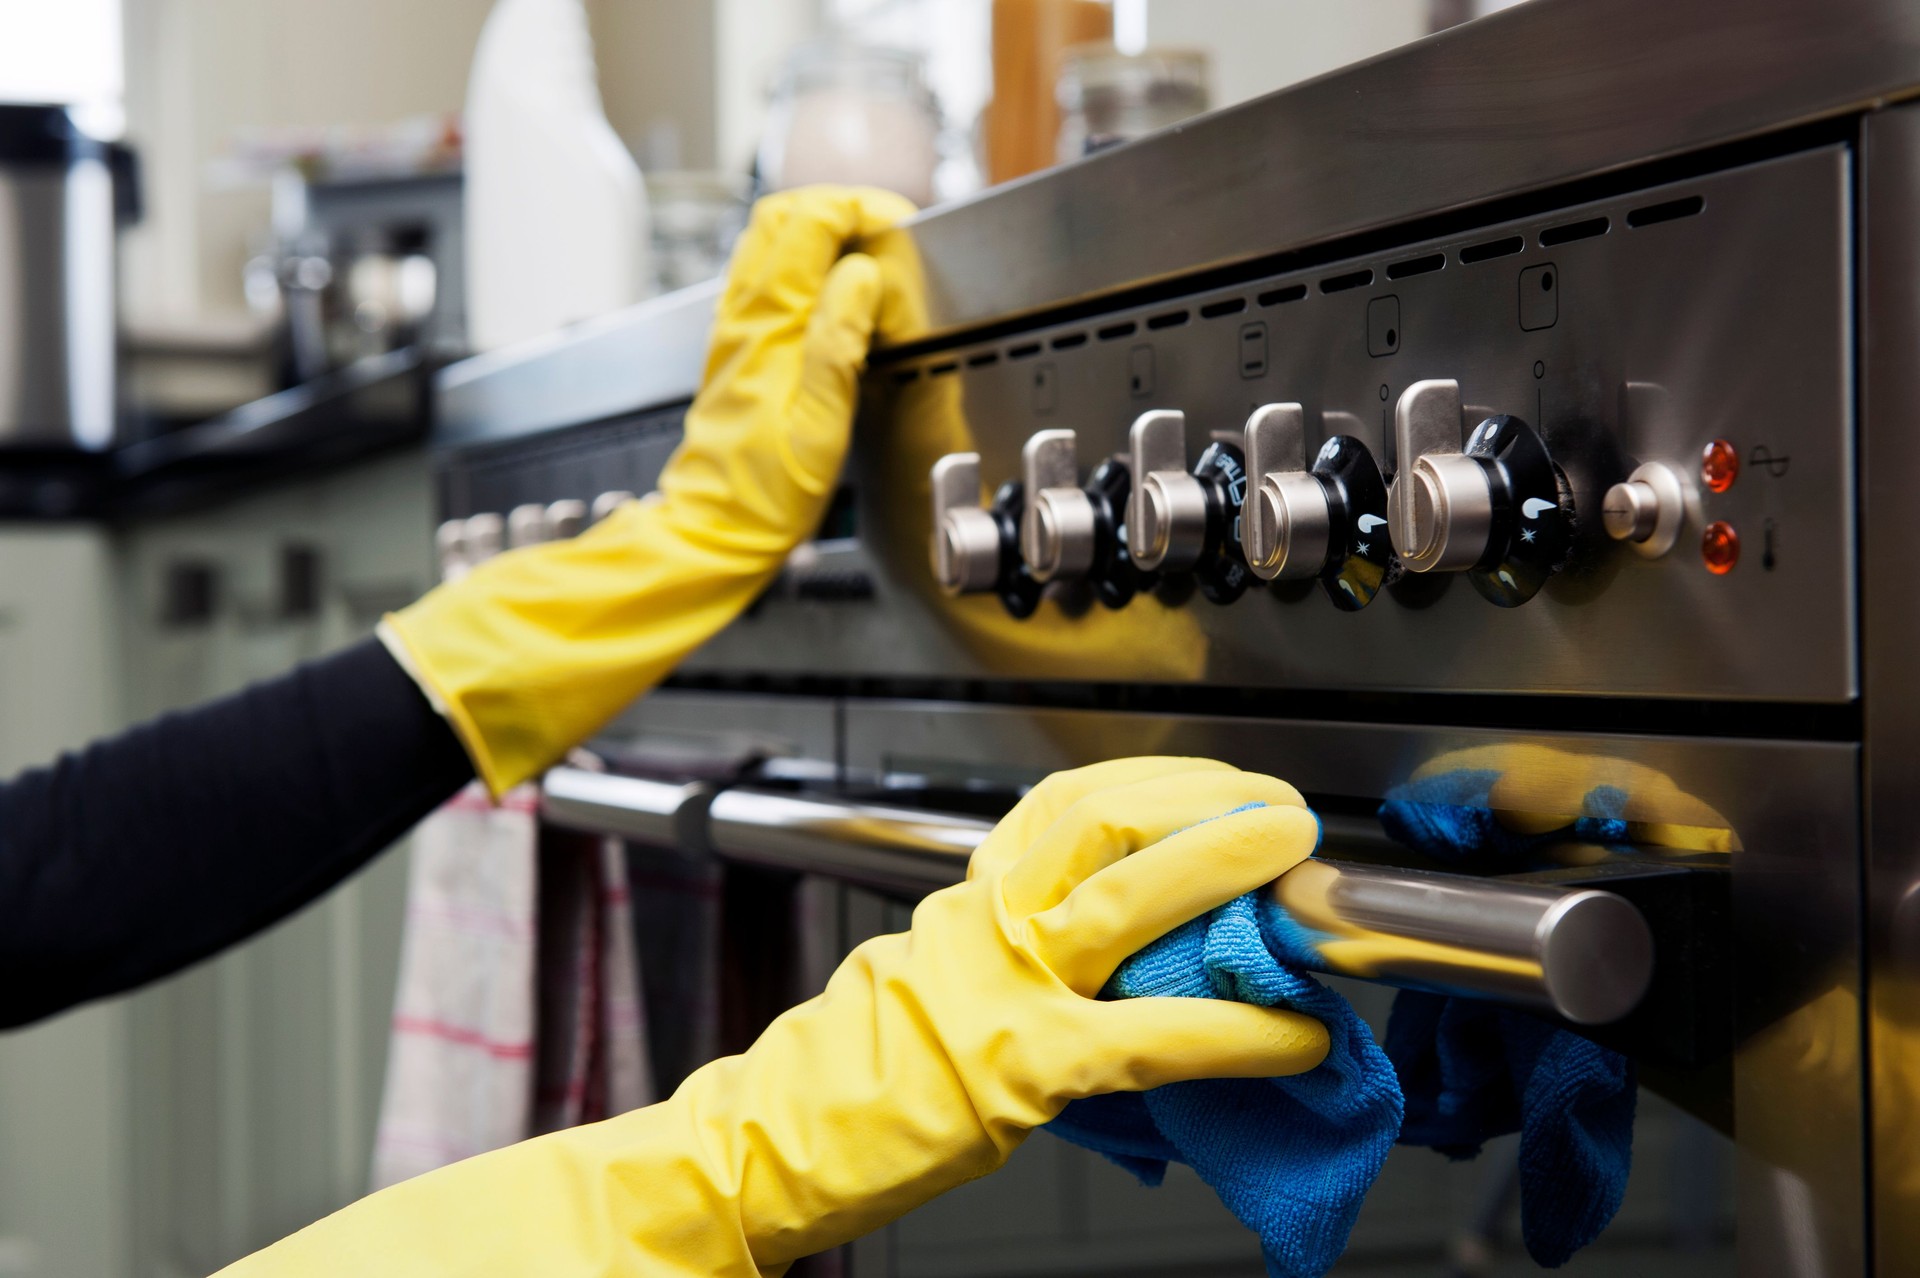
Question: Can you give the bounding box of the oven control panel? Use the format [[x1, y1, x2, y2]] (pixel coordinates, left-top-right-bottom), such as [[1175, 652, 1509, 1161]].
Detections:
[[697, 144, 1855, 703], [442, 144, 1857, 703]]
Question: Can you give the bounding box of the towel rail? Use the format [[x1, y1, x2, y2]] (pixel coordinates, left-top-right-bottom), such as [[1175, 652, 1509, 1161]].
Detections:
[[538, 767, 1654, 1025]]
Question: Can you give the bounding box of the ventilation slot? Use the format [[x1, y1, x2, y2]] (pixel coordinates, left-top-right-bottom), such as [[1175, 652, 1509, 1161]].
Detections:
[[1459, 235, 1524, 264], [891, 369, 921, 385], [928, 360, 959, 376], [1050, 333, 1088, 350], [1199, 297, 1247, 319], [1146, 309, 1190, 330], [1627, 195, 1704, 228], [1319, 268, 1374, 294], [966, 351, 1000, 368], [1098, 321, 1138, 341], [1258, 283, 1308, 307], [1539, 216, 1609, 246], [1385, 253, 1445, 280], [1008, 342, 1043, 360]]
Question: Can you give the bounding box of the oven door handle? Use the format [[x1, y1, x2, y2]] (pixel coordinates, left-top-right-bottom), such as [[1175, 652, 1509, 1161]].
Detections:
[[540, 768, 1654, 1026]]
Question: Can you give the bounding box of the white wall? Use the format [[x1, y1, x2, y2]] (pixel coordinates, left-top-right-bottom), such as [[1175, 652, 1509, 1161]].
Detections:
[[119, 0, 741, 326], [713, 0, 821, 174], [1144, 0, 1430, 111]]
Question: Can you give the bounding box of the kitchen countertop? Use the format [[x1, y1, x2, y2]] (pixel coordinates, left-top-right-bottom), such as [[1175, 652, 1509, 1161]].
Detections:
[[0, 347, 434, 521]]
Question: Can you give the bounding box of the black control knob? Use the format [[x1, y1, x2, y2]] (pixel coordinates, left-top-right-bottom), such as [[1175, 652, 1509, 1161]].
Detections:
[[1084, 456, 1147, 609], [1460, 412, 1571, 607], [1190, 437, 1252, 605]]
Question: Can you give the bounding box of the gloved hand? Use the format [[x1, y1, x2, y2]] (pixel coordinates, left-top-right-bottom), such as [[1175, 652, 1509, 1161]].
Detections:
[[382, 185, 916, 796], [221, 758, 1329, 1277]]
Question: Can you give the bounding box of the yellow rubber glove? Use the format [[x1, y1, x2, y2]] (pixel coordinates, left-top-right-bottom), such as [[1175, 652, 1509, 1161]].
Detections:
[[222, 758, 1329, 1277], [382, 185, 917, 796]]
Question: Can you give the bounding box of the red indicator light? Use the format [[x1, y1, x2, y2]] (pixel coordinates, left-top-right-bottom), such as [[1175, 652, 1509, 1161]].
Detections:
[[1701, 439, 1739, 493], [1702, 521, 1740, 574]]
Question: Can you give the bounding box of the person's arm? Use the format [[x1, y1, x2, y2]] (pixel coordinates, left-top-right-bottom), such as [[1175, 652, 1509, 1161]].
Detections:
[[222, 758, 1329, 1277], [0, 637, 472, 1029], [0, 184, 911, 1029]]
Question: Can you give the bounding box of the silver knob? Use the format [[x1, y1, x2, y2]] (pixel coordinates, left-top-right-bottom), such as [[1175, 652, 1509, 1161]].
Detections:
[[1127, 409, 1210, 573], [1602, 460, 1688, 558], [434, 519, 470, 582], [1019, 430, 1097, 582], [591, 490, 637, 523], [1387, 379, 1496, 573], [930, 453, 1003, 595], [507, 503, 550, 548], [1242, 403, 1333, 581], [463, 512, 505, 562], [546, 499, 588, 539]]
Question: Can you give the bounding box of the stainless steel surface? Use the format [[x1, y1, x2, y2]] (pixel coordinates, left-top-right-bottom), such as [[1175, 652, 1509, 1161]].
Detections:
[[1604, 460, 1689, 557], [538, 762, 1655, 1023], [1862, 100, 1920, 1278], [836, 697, 1863, 1276], [434, 279, 718, 447], [1019, 430, 1096, 582], [930, 452, 1001, 595], [862, 0, 1920, 342], [1127, 408, 1209, 573], [1270, 859, 1653, 1025], [705, 788, 982, 897], [540, 767, 700, 846], [1603, 476, 1659, 542], [0, 159, 117, 448], [1242, 402, 1333, 581]]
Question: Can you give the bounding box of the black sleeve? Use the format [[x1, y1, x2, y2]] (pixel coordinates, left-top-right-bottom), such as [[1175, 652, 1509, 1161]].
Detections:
[[0, 637, 475, 1029]]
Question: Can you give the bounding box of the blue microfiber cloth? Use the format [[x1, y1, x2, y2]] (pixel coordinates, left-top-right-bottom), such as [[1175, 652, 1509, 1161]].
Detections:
[[1377, 772, 1638, 1268], [1044, 811, 1405, 1278], [1383, 991, 1635, 1268]]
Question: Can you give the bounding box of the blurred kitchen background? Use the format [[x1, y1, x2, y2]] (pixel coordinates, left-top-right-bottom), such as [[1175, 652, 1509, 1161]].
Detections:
[[0, 2, 1524, 1274]]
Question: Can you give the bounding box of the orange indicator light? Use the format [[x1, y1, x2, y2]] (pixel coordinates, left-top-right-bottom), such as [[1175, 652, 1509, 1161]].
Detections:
[[1702, 521, 1740, 575], [1701, 439, 1739, 493]]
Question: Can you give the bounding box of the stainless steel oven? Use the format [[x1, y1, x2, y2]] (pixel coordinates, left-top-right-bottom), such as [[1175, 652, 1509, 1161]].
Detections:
[[429, 1, 1920, 1272]]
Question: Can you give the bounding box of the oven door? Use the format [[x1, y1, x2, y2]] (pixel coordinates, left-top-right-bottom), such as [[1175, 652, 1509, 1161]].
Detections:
[[550, 691, 1859, 1277]]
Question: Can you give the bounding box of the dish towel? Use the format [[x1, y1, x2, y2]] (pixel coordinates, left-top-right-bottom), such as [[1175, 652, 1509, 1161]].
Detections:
[[371, 783, 540, 1187], [1378, 769, 1637, 1268], [1045, 809, 1405, 1278], [532, 824, 655, 1133], [371, 781, 654, 1189]]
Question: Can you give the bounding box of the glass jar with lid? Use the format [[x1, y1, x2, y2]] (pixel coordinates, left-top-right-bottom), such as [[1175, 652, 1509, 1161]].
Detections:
[[757, 41, 942, 208], [1056, 45, 1209, 162]]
